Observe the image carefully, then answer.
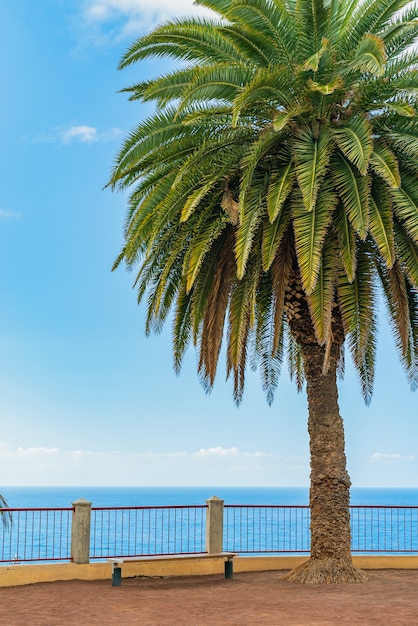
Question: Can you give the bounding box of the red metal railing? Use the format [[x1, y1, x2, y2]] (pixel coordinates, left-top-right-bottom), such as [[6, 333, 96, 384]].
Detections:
[[1, 503, 417, 564], [224, 505, 310, 553], [0, 507, 73, 563], [350, 505, 418, 553], [90, 505, 207, 559], [223, 504, 418, 553]]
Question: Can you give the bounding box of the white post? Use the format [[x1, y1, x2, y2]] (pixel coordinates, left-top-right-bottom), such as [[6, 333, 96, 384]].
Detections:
[[71, 498, 92, 564], [206, 496, 224, 553]]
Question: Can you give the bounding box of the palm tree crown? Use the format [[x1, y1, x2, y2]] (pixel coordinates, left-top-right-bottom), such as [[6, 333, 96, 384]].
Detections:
[[110, 0, 418, 406]]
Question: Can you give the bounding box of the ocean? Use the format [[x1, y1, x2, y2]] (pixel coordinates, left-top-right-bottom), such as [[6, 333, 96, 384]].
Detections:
[[2, 486, 418, 508]]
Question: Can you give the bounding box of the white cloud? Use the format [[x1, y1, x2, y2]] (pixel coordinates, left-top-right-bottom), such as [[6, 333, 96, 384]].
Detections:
[[35, 125, 123, 145], [61, 125, 123, 144], [15, 445, 60, 456], [84, 0, 211, 21], [371, 453, 415, 462], [0, 441, 308, 487], [195, 446, 273, 458], [80, 0, 213, 41], [0, 208, 22, 219], [196, 446, 240, 457], [61, 125, 98, 144]]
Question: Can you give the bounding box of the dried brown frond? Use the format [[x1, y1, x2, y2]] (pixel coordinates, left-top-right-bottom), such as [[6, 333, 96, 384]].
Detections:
[[198, 231, 236, 386], [271, 230, 294, 354], [388, 260, 410, 357], [221, 185, 239, 225]]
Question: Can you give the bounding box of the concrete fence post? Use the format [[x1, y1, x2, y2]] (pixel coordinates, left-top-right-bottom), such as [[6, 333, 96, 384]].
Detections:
[[206, 496, 224, 553], [71, 498, 92, 564]]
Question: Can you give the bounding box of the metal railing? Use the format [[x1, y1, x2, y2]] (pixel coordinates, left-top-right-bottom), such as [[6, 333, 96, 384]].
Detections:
[[224, 505, 310, 553], [90, 505, 206, 559], [351, 506, 418, 553], [0, 507, 73, 563], [224, 504, 418, 554], [1, 502, 418, 564]]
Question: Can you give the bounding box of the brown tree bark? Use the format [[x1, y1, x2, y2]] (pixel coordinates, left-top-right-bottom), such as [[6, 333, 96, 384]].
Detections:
[[284, 275, 368, 583]]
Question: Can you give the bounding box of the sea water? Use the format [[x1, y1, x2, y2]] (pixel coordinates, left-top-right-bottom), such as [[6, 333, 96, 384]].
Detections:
[[2, 485, 418, 508]]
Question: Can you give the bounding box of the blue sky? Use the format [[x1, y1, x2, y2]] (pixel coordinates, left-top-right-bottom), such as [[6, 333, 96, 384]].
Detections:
[[0, 0, 416, 488]]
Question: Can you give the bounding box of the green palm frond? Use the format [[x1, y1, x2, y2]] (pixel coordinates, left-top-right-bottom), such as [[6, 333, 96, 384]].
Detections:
[[332, 116, 373, 175], [194, 0, 233, 16], [292, 127, 332, 212], [390, 172, 418, 245], [221, 24, 272, 66], [296, 0, 329, 58], [178, 63, 256, 114], [341, 0, 411, 52], [173, 285, 193, 373], [369, 0, 415, 33], [122, 67, 200, 106], [184, 213, 229, 291], [109, 108, 194, 188], [344, 33, 387, 77], [333, 201, 357, 282], [337, 246, 376, 359], [236, 166, 269, 278], [292, 182, 337, 294], [369, 140, 401, 188], [383, 10, 418, 58], [262, 203, 292, 271], [369, 181, 395, 268], [232, 65, 296, 124], [226, 0, 297, 67], [119, 18, 242, 68], [236, 129, 276, 278], [306, 235, 338, 345], [331, 153, 370, 240], [267, 162, 295, 222], [302, 37, 330, 73], [386, 127, 418, 161]]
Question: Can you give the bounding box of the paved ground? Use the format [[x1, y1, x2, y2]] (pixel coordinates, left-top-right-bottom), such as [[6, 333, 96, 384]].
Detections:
[[2, 569, 418, 625]]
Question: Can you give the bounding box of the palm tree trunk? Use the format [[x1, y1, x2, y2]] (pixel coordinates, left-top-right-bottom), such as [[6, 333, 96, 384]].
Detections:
[[287, 340, 368, 583], [284, 276, 368, 583]]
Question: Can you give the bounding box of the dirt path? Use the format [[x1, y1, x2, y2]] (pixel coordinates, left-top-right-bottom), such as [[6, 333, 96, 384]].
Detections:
[[2, 569, 417, 625]]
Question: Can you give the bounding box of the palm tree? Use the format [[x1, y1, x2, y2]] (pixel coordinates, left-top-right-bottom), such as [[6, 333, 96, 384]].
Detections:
[[0, 494, 12, 528], [109, 0, 418, 583]]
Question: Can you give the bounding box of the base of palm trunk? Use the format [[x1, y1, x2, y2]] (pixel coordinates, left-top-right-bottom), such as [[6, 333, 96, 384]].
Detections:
[[285, 557, 369, 584]]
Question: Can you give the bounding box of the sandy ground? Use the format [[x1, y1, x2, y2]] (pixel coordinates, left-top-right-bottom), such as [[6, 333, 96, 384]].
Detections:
[[1, 569, 417, 625]]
